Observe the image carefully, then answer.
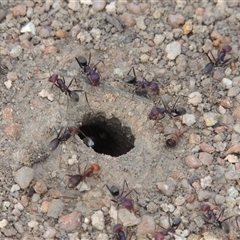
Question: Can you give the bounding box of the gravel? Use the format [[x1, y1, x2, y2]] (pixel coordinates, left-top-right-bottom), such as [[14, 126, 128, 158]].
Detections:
[[0, 0, 240, 239]]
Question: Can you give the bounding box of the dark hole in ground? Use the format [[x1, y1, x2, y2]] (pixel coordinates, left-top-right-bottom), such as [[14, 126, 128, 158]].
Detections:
[[78, 113, 135, 157]]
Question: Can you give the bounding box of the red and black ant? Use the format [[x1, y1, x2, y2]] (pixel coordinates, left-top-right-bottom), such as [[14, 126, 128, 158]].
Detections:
[[49, 126, 94, 151], [201, 204, 239, 233], [154, 217, 181, 240], [204, 45, 232, 75], [48, 74, 83, 102], [104, 180, 137, 213], [126, 67, 159, 97], [49, 126, 79, 151], [149, 96, 186, 120], [113, 224, 127, 240], [66, 163, 101, 188], [75, 52, 103, 86]]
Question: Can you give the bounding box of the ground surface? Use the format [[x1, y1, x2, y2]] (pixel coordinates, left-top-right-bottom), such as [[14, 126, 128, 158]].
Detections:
[[0, 0, 240, 240]]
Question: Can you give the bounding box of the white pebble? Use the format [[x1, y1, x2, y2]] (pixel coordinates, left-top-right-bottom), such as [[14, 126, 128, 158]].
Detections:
[[28, 220, 39, 228], [0, 219, 8, 228], [20, 22, 36, 35], [118, 208, 141, 226], [188, 92, 202, 106], [91, 210, 105, 230], [221, 77, 232, 89], [154, 34, 165, 45], [182, 114, 196, 126], [225, 154, 239, 163], [105, 2, 116, 14], [92, 0, 106, 12], [38, 89, 54, 102], [10, 184, 20, 193], [80, 0, 93, 4], [68, 0, 80, 11], [165, 41, 181, 60], [4, 80, 12, 89]]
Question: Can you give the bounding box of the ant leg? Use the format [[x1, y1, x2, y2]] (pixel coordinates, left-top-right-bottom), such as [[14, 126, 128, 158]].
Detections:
[[92, 60, 104, 69], [103, 184, 117, 198], [67, 77, 75, 88], [119, 179, 128, 197], [172, 96, 181, 110], [122, 189, 138, 199], [88, 51, 91, 66], [209, 51, 216, 63]]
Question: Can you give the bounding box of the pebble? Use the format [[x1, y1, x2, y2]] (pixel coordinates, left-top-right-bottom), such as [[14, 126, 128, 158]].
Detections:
[[39, 28, 50, 38], [0, 219, 8, 228], [106, 15, 125, 32], [221, 78, 232, 89], [80, 0, 93, 4], [210, 30, 223, 41], [182, 114, 196, 126], [3, 108, 13, 121], [28, 220, 38, 228], [10, 184, 20, 193], [174, 196, 185, 206], [227, 186, 239, 198], [197, 189, 213, 201], [165, 41, 181, 60], [188, 92, 202, 106], [168, 14, 185, 28], [12, 4, 27, 17], [7, 72, 18, 81], [58, 212, 81, 231], [4, 80, 12, 89], [185, 155, 202, 169], [0, 9, 7, 22], [126, 3, 141, 14], [43, 226, 57, 239], [199, 142, 215, 153], [224, 142, 240, 156], [157, 179, 176, 196], [153, 10, 162, 19], [120, 13, 136, 27], [200, 176, 212, 189], [233, 123, 240, 134], [56, 30, 68, 39], [20, 22, 36, 35], [47, 199, 64, 218], [91, 210, 105, 230], [105, 2, 116, 14], [38, 89, 54, 102], [233, 76, 240, 86], [68, 0, 80, 11], [225, 170, 240, 180], [232, 107, 240, 120], [225, 196, 236, 207], [228, 86, 240, 97], [199, 152, 213, 166], [214, 194, 225, 205], [92, 0, 106, 12], [118, 208, 141, 226], [2, 227, 17, 237], [140, 54, 149, 63], [109, 205, 118, 221], [153, 34, 165, 45], [225, 154, 239, 163], [137, 215, 155, 235], [33, 179, 48, 194], [41, 201, 50, 212], [182, 20, 193, 34], [9, 45, 22, 58], [189, 133, 200, 145], [203, 112, 220, 127], [97, 234, 108, 240], [135, 16, 146, 30], [14, 167, 34, 189]]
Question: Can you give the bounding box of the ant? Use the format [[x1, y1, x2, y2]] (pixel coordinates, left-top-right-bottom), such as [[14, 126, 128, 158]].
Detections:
[[204, 45, 232, 75], [113, 224, 128, 240], [104, 180, 137, 213], [66, 163, 101, 188], [201, 204, 239, 233], [49, 126, 79, 151], [48, 74, 83, 102], [126, 67, 159, 97], [149, 96, 186, 120], [75, 52, 103, 86], [154, 217, 181, 240], [165, 128, 189, 148]]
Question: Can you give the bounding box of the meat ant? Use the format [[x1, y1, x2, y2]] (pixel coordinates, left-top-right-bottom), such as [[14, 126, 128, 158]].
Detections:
[[154, 217, 181, 240], [48, 74, 83, 102], [75, 52, 104, 86], [201, 204, 239, 233], [149, 96, 186, 120], [49, 126, 94, 151], [66, 163, 101, 188], [103, 180, 137, 213], [113, 224, 128, 240], [204, 45, 232, 75], [126, 67, 159, 97]]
